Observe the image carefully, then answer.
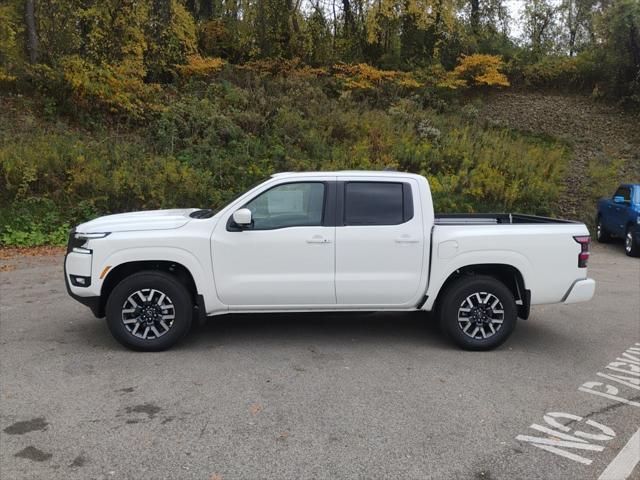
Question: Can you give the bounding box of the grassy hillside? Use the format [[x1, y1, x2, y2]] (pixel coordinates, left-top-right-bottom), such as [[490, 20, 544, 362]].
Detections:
[[481, 91, 640, 222], [2, 0, 638, 246], [0, 65, 576, 246]]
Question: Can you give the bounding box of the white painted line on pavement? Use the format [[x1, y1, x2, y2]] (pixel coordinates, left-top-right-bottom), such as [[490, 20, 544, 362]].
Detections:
[[598, 428, 640, 480]]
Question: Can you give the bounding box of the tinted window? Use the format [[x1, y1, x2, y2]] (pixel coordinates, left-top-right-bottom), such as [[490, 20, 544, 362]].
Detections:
[[344, 182, 407, 226], [614, 187, 631, 202], [245, 182, 325, 230]]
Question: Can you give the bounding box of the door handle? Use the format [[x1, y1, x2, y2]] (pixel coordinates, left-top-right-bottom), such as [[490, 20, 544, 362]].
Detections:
[[395, 235, 419, 244], [306, 236, 331, 244]]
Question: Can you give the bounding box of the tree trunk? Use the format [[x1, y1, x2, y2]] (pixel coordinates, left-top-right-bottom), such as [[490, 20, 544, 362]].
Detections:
[[200, 0, 213, 19], [343, 0, 355, 35], [25, 0, 38, 63], [569, 27, 577, 56], [629, 20, 640, 71], [185, 0, 198, 19], [470, 0, 480, 35]]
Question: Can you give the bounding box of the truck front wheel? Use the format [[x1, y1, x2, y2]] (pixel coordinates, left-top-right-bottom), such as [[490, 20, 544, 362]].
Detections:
[[596, 216, 611, 243], [105, 271, 193, 351], [438, 275, 517, 351]]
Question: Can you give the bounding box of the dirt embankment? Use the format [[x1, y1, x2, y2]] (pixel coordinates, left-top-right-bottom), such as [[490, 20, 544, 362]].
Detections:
[[480, 91, 640, 218]]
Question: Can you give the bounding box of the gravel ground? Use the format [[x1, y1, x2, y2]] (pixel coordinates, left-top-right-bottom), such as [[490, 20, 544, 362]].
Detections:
[[1, 242, 639, 480]]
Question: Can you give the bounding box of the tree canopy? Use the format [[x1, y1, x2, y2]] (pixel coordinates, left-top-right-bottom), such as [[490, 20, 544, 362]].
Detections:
[[0, 0, 638, 108]]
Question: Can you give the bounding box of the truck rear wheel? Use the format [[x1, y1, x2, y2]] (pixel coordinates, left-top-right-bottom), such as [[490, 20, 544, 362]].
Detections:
[[438, 275, 517, 351], [105, 271, 192, 351], [625, 226, 640, 257]]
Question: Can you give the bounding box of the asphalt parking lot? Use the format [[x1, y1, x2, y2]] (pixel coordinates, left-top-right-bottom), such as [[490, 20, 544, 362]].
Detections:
[[1, 242, 639, 480]]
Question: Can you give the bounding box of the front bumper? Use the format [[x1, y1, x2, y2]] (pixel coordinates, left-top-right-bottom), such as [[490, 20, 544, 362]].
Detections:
[[64, 252, 104, 318], [563, 278, 596, 304]]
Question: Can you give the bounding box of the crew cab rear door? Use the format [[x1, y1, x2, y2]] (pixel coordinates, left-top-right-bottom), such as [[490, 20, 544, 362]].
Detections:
[[335, 177, 424, 306]]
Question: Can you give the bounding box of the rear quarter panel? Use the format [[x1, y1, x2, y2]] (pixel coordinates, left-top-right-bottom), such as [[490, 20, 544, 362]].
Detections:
[[424, 223, 590, 310]]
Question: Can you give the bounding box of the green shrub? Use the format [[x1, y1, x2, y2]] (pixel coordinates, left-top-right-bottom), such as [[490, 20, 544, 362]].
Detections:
[[513, 52, 604, 95], [579, 157, 628, 229], [0, 118, 218, 246], [28, 57, 160, 121]]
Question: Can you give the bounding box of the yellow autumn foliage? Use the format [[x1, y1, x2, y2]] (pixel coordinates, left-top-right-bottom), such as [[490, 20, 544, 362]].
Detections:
[[332, 63, 422, 90], [175, 55, 225, 78], [0, 69, 16, 83], [449, 54, 510, 88], [55, 56, 160, 118]]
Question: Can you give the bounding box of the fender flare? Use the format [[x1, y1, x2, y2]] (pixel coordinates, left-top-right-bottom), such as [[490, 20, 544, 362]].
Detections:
[[100, 246, 224, 314], [424, 250, 533, 312]]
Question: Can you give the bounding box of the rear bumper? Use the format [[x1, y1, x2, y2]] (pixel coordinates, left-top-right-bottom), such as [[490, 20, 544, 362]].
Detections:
[[563, 278, 596, 304]]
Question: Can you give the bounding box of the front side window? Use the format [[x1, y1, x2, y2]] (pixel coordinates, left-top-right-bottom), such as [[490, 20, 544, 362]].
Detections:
[[344, 182, 409, 226], [245, 182, 325, 230]]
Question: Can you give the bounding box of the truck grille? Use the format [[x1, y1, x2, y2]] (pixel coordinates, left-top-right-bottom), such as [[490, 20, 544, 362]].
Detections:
[[66, 229, 85, 254]]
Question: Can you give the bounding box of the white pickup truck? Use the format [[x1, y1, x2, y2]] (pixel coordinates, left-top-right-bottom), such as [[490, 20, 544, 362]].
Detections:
[[65, 171, 595, 351]]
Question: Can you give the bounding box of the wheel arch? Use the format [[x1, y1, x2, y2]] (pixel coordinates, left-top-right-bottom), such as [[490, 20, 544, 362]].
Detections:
[[97, 260, 202, 319], [432, 264, 530, 320]]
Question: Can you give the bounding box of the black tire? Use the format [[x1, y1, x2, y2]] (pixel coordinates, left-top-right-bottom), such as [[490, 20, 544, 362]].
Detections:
[[596, 216, 611, 243], [105, 271, 192, 351], [625, 225, 640, 257], [437, 275, 517, 351]]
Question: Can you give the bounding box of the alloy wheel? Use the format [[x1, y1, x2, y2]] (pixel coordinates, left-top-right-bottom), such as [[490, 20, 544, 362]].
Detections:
[[121, 288, 176, 340], [457, 291, 505, 340]]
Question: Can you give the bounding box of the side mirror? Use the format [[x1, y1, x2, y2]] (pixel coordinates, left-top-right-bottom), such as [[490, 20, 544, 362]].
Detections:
[[232, 208, 252, 227], [613, 195, 626, 204]]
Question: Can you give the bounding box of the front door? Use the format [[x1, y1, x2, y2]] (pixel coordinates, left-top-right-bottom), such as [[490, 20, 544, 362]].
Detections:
[[212, 180, 336, 307], [612, 186, 632, 235], [335, 179, 424, 306]]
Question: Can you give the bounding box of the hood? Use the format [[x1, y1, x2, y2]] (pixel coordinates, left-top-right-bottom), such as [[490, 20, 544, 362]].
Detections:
[[76, 209, 199, 233]]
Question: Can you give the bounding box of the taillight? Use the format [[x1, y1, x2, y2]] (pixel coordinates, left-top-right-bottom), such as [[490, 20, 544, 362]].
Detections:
[[574, 235, 591, 268]]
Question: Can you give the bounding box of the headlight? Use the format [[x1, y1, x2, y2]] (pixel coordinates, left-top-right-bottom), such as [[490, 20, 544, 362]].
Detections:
[[67, 230, 110, 254], [75, 232, 110, 240]]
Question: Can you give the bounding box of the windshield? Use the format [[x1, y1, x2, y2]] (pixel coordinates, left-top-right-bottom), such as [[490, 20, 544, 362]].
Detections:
[[210, 176, 270, 215]]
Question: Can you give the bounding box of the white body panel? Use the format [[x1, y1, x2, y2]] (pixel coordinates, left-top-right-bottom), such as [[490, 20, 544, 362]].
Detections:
[[65, 171, 595, 318], [424, 223, 590, 309], [210, 174, 336, 308], [334, 176, 428, 306]]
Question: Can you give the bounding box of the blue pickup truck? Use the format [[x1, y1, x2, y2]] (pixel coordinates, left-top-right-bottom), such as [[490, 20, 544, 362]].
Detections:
[[596, 184, 640, 256]]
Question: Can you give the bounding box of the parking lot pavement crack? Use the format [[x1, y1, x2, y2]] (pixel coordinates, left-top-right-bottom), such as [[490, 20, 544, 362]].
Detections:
[[566, 394, 640, 428]]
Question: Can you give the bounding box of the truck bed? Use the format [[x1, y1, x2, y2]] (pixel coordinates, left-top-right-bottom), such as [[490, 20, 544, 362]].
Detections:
[[434, 213, 578, 225]]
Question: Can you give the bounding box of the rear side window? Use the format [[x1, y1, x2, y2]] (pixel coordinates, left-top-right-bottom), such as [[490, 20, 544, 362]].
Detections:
[[344, 182, 413, 226], [614, 187, 631, 202]]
